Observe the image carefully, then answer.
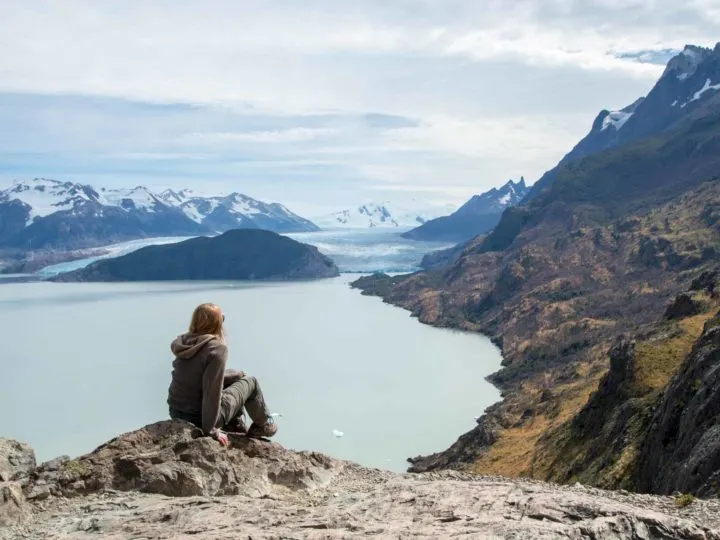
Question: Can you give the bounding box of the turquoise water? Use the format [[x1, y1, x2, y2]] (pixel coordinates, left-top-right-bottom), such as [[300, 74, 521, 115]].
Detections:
[[0, 276, 501, 471]]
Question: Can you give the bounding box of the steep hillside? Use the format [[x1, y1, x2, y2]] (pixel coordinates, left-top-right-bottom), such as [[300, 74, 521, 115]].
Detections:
[[352, 92, 720, 493], [638, 305, 720, 496], [51, 229, 339, 282], [402, 179, 528, 242], [527, 44, 720, 201], [531, 274, 719, 493]]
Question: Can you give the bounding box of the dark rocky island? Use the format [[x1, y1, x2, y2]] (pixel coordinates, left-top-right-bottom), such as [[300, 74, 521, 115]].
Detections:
[[50, 229, 339, 282]]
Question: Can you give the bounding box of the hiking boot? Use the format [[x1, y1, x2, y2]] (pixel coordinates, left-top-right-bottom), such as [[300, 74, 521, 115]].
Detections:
[[247, 418, 278, 438], [224, 415, 247, 434]]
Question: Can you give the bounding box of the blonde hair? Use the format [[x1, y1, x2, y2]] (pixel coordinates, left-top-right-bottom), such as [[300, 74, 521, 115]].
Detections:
[[189, 303, 225, 341]]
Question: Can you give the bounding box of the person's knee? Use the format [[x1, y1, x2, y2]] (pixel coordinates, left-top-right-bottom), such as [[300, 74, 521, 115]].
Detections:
[[243, 375, 259, 394]]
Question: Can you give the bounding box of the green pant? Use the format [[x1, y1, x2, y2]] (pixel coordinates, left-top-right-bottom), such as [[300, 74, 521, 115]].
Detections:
[[216, 376, 270, 428]]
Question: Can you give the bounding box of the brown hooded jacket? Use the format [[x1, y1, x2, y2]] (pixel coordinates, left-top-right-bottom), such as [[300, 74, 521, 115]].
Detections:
[[167, 333, 228, 435]]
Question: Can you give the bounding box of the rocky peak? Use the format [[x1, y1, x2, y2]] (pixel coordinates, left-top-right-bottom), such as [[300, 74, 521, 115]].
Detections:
[[499, 177, 527, 195], [662, 45, 714, 81], [458, 177, 529, 214], [158, 188, 194, 205], [401, 178, 529, 242]]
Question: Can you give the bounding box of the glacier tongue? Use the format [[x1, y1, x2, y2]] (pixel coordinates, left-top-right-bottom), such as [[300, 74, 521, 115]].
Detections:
[[314, 201, 456, 229]]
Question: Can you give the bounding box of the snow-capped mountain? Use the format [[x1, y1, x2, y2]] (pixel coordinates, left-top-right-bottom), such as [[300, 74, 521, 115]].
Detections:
[[163, 190, 319, 234], [454, 178, 528, 215], [527, 43, 720, 200], [402, 178, 528, 242], [314, 201, 456, 229], [158, 188, 194, 206], [0, 178, 318, 251], [2, 178, 104, 222], [101, 186, 167, 212]]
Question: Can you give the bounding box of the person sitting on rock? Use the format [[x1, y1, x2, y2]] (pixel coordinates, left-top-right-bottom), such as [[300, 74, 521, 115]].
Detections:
[[167, 302, 277, 446]]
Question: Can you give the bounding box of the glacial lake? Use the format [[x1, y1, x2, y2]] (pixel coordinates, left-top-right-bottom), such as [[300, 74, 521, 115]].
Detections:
[[0, 276, 502, 471]]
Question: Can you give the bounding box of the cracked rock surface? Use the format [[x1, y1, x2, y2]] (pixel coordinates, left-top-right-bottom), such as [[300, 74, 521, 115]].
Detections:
[[3, 421, 720, 539]]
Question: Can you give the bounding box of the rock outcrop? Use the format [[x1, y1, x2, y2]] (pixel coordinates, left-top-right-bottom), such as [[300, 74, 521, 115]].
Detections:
[[570, 336, 637, 438], [639, 311, 720, 496], [0, 482, 30, 527], [0, 439, 35, 483], [4, 422, 720, 539], [23, 420, 342, 499], [665, 293, 703, 320], [0, 438, 35, 526]]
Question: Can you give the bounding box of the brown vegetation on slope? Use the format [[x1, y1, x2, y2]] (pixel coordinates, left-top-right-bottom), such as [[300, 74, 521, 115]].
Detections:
[[355, 174, 720, 487]]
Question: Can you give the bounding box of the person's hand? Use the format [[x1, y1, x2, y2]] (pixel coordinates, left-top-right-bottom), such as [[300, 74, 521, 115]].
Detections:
[[215, 430, 229, 446]]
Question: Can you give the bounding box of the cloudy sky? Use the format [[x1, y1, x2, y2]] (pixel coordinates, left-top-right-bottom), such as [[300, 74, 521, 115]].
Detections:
[[0, 1, 718, 215]]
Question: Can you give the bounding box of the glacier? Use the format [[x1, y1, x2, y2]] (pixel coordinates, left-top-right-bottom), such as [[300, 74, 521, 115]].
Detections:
[[35, 229, 454, 277]]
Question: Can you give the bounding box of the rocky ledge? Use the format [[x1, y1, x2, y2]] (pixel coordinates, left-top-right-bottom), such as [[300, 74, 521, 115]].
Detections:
[[3, 421, 720, 539]]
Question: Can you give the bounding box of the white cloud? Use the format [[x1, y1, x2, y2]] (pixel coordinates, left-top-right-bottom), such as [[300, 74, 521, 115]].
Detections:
[[0, 0, 716, 208], [0, 0, 712, 109], [379, 115, 578, 162], [181, 128, 337, 145]]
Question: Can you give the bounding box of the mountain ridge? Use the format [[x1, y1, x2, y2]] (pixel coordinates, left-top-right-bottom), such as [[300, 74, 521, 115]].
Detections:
[[0, 178, 318, 252], [526, 43, 720, 201], [402, 178, 528, 242], [313, 201, 456, 229]]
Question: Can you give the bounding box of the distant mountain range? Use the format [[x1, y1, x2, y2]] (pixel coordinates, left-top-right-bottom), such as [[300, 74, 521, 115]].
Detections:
[[0, 178, 318, 251], [313, 201, 456, 229], [402, 179, 528, 242]]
